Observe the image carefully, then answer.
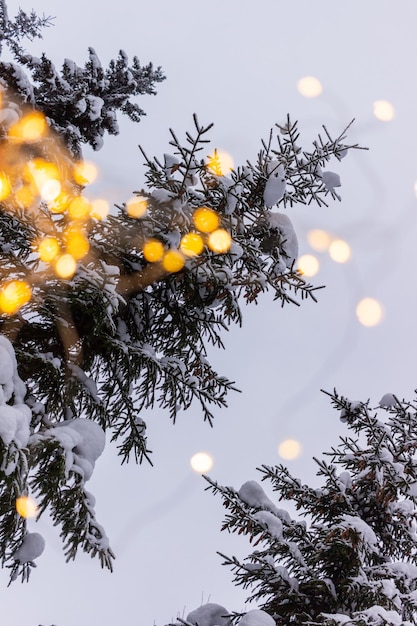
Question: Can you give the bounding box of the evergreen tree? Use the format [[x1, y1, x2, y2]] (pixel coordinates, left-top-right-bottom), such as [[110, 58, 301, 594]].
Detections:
[[0, 3, 361, 583], [195, 390, 417, 626]]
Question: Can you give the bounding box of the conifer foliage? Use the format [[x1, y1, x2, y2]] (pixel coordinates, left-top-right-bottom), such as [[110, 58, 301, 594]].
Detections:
[[203, 391, 417, 626], [0, 3, 360, 584]]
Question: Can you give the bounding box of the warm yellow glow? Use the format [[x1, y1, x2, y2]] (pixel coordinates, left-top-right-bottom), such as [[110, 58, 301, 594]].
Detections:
[[329, 239, 351, 263], [0, 280, 32, 315], [73, 160, 98, 185], [298, 254, 319, 277], [65, 229, 90, 260], [162, 250, 185, 273], [180, 232, 204, 257], [9, 111, 47, 142], [356, 297, 383, 327], [373, 100, 395, 121], [90, 198, 110, 220], [126, 196, 147, 219], [143, 239, 164, 262], [193, 207, 220, 233], [54, 253, 77, 278], [0, 173, 11, 201], [68, 196, 91, 220], [297, 76, 323, 98], [190, 452, 214, 474], [27, 160, 60, 195], [40, 178, 61, 202], [14, 185, 34, 208], [38, 237, 60, 263], [49, 192, 70, 214], [278, 439, 302, 460], [307, 229, 332, 252], [16, 496, 38, 519], [207, 150, 234, 176], [208, 229, 232, 253]]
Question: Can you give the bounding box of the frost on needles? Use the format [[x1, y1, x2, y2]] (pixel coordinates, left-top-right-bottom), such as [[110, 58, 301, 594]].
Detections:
[[0, 2, 362, 584]]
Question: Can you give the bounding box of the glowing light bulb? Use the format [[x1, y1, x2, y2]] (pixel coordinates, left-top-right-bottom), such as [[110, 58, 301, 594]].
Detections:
[[208, 229, 232, 253], [307, 229, 332, 252], [207, 150, 234, 176], [68, 196, 91, 220], [298, 254, 319, 277], [73, 160, 98, 185], [37, 237, 60, 263], [278, 439, 302, 460], [180, 232, 205, 257], [329, 239, 351, 263], [65, 229, 90, 260], [297, 76, 323, 98], [16, 496, 38, 519], [143, 239, 164, 263], [54, 254, 77, 279], [373, 100, 395, 121], [126, 196, 147, 219], [190, 452, 214, 474], [0, 280, 32, 315], [356, 297, 383, 327], [162, 250, 185, 273], [40, 179, 61, 202], [9, 111, 47, 141], [90, 198, 109, 220], [193, 207, 219, 233]]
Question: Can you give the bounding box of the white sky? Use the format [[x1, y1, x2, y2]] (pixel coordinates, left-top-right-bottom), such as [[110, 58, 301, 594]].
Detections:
[[3, 1, 417, 624]]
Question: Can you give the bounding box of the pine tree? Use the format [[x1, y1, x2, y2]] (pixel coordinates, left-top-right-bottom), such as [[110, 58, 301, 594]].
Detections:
[[200, 390, 417, 626], [0, 3, 362, 584]]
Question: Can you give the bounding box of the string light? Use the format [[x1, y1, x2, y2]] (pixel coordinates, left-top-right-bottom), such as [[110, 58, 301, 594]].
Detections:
[[307, 229, 332, 252], [329, 239, 351, 263], [356, 297, 383, 327], [8, 111, 47, 142], [90, 198, 109, 220], [278, 439, 302, 460], [193, 207, 220, 233], [180, 232, 204, 257], [143, 239, 164, 263], [16, 496, 38, 519], [37, 236, 60, 263], [208, 229, 232, 253], [162, 250, 185, 273], [73, 160, 98, 185], [373, 100, 395, 121], [126, 196, 148, 219], [298, 254, 319, 277], [0, 280, 32, 315], [190, 452, 214, 474], [206, 150, 234, 176], [297, 76, 323, 98], [54, 254, 77, 279]]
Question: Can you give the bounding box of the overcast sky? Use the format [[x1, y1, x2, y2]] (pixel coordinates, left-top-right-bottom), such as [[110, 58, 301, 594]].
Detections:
[[3, 1, 417, 625]]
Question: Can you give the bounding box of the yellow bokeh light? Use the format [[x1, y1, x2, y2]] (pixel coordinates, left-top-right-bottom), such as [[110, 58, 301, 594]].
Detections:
[[373, 100, 395, 122], [65, 229, 90, 260], [297, 76, 323, 98], [162, 250, 185, 273], [73, 160, 98, 186], [298, 254, 319, 277], [49, 192, 70, 214], [40, 178, 61, 202], [54, 253, 77, 279], [180, 232, 204, 257], [190, 451, 214, 474], [126, 196, 148, 219], [193, 207, 220, 233], [16, 496, 38, 519], [0, 280, 32, 315], [307, 229, 332, 252], [0, 173, 11, 201], [329, 239, 351, 263], [356, 297, 383, 327], [9, 111, 47, 142], [14, 185, 34, 208], [37, 237, 60, 263], [27, 160, 60, 195], [143, 239, 164, 263], [90, 198, 110, 220], [68, 196, 91, 220], [207, 150, 234, 176], [278, 439, 302, 460], [208, 229, 232, 253]]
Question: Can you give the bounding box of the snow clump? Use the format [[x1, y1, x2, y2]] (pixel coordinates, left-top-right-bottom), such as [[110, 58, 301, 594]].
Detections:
[[186, 603, 231, 626], [263, 162, 286, 206], [13, 532, 45, 564], [0, 335, 31, 450], [238, 610, 275, 626]]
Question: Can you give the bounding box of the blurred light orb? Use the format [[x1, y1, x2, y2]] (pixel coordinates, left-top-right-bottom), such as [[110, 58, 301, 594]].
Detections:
[[0, 280, 32, 315], [9, 111, 46, 141], [126, 196, 148, 219], [90, 198, 109, 220], [49, 192, 69, 214], [208, 228, 232, 253], [54, 253, 77, 279], [356, 297, 383, 327], [207, 150, 234, 176], [162, 250, 185, 273], [297, 76, 323, 98], [65, 229, 90, 260], [180, 232, 204, 257], [40, 178, 61, 202], [193, 207, 220, 233], [373, 100, 395, 121], [298, 254, 319, 277], [143, 239, 164, 263], [16, 496, 38, 519], [190, 452, 214, 474], [68, 196, 91, 220], [0, 173, 11, 201], [278, 439, 302, 460], [329, 239, 351, 263], [38, 236, 60, 263], [414, 180, 417, 199], [73, 160, 98, 186], [307, 229, 332, 252]]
